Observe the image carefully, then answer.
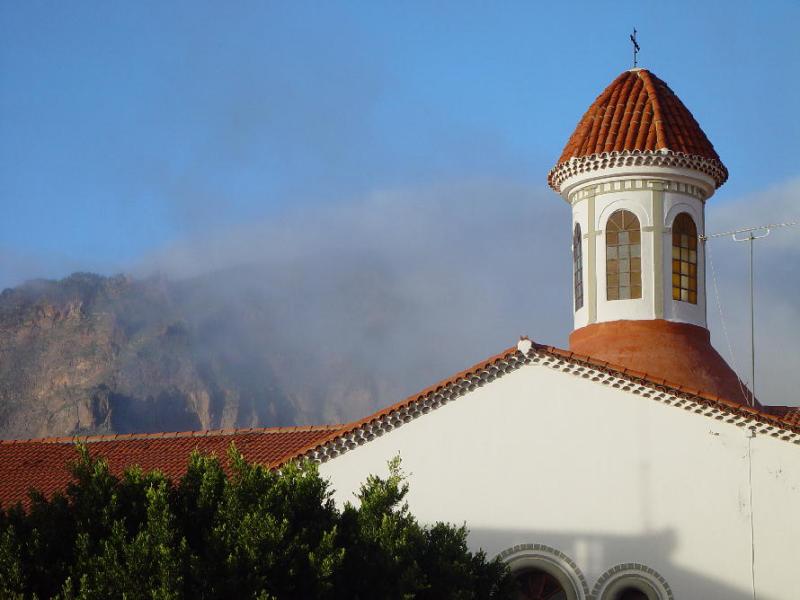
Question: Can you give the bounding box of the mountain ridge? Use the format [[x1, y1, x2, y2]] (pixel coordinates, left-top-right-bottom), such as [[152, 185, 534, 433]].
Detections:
[[0, 272, 384, 439]]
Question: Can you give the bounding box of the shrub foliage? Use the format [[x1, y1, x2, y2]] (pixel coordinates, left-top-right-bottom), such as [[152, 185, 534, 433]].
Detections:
[[0, 446, 513, 599]]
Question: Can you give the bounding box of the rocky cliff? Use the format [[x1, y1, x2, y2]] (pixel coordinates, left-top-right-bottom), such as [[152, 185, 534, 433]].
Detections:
[[0, 272, 387, 439]]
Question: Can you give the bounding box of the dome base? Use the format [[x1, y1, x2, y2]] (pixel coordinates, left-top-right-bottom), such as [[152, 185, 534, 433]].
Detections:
[[569, 320, 755, 406]]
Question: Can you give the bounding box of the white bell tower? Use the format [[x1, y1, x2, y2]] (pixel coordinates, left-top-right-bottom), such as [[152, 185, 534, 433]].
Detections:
[[546, 68, 753, 406], [548, 68, 727, 334]]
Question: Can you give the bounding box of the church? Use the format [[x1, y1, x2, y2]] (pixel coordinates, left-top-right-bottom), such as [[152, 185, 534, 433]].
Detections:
[[2, 67, 799, 599]]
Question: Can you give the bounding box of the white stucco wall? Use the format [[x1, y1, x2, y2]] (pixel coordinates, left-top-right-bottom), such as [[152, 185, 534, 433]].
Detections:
[[319, 363, 800, 599]]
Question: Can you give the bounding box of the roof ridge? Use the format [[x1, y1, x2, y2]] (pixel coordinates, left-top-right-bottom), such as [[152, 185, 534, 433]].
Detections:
[[278, 338, 799, 465], [531, 342, 795, 429], [282, 345, 521, 463], [637, 70, 667, 150], [0, 423, 346, 446]]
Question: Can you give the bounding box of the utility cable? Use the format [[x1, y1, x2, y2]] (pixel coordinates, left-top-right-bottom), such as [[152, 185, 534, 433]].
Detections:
[[705, 239, 751, 405]]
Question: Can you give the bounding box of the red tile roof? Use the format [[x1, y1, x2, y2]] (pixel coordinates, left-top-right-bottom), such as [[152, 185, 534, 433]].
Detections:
[[557, 69, 722, 165], [0, 425, 343, 509], [569, 320, 755, 407], [1, 341, 798, 510], [762, 406, 800, 427]]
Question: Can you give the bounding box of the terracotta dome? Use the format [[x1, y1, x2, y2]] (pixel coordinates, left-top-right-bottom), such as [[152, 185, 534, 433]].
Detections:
[[548, 68, 728, 191], [570, 320, 757, 407]]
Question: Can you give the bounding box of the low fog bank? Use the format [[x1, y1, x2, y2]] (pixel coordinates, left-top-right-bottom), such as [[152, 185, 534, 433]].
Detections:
[[139, 177, 799, 413], [137, 180, 572, 422]]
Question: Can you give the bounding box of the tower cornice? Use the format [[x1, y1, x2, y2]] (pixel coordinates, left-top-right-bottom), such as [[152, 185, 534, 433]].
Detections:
[[548, 149, 727, 195]]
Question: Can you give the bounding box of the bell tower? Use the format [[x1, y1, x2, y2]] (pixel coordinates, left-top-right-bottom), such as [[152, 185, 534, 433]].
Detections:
[[548, 68, 754, 405]]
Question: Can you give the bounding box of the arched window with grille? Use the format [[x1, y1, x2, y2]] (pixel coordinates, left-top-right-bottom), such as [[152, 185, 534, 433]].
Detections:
[[606, 210, 641, 300], [573, 223, 583, 311], [672, 212, 698, 303]]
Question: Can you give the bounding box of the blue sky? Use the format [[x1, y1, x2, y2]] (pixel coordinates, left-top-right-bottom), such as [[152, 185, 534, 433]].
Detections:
[[1, 0, 799, 287]]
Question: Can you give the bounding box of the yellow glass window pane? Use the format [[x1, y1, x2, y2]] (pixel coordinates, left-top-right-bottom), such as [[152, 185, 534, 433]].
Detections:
[[608, 287, 619, 300], [689, 291, 697, 304], [673, 287, 681, 300], [631, 285, 642, 299]]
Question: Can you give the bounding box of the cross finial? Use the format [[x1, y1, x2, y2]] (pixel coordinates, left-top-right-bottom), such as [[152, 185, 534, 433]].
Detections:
[[630, 28, 640, 68]]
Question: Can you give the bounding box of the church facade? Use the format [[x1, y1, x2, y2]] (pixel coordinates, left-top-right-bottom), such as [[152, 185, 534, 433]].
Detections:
[[315, 68, 800, 599], [2, 68, 799, 599]]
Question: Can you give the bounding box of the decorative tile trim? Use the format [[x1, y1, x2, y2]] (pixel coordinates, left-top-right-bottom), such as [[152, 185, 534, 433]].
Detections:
[[548, 149, 727, 194], [292, 341, 800, 467], [302, 349, 529, 464], [498, 543, 590, 599], [568, 177, 707, 205], [531, 348, 800, 445], [592, 563, 673, 600]]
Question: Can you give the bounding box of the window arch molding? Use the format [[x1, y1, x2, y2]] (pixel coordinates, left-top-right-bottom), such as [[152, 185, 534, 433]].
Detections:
[[664, 201, 701, 231], [597, 198, 649, 232], [497, 544, 590, 600], [591, 564, 673, 600]]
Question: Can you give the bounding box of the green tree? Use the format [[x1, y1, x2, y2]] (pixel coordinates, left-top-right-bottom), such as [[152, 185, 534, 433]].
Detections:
[[0, 445, 513, 599]]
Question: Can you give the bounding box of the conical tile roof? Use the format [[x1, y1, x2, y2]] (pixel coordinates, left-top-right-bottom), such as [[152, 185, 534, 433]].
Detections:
[[549, 69, 727, 191]]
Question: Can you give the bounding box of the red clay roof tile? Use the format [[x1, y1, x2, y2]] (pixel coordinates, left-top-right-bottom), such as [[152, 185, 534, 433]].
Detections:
[[1, 341, 797, 511], [0, 425, 343, 509], [557, 69, 723, 166]]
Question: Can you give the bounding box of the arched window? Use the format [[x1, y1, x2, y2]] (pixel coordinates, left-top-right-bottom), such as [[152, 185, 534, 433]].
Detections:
[[615, 589, 649, 600], [515, 568, 569, 600], [573, 223, 583, 311], [606, 210, 641, 300], [593, 564, 673, 600], [672, 213, 698, 304]]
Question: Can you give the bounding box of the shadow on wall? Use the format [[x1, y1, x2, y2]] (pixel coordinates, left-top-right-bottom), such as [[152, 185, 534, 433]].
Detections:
[[469, 527, 774, 600]]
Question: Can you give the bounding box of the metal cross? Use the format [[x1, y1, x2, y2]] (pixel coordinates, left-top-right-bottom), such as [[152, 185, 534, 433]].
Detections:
[[630, 28, 640, 68]]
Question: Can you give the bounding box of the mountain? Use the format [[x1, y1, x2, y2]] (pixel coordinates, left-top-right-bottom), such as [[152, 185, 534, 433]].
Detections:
[[0, 272, 390, 439]]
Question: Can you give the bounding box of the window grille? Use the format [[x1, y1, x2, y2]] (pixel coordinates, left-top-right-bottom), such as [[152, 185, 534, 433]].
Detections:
[[672, 213, 698, 303], [573, 223, 583, 311], [606, 210, 642, 300]]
